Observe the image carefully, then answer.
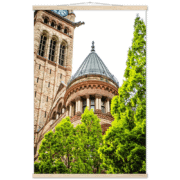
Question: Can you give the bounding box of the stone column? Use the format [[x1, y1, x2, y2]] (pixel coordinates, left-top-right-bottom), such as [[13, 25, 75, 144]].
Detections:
[[86, 94, 90, 109], [80, 99, 82, 113], [66, 107, 69, 117], [56, 114, 59, 120], [95, 95, 99, 110], [45, 35, 52, 59], [65, 44, 71, 84], [55, 40, 61, 64], [62, 108, 65, 114], [95, 94, 102, 113], [78, 99, 81, 112], [69, 103, 72, 117], [106, 97, 111, 114], [98, 97, 102, 109], [34, 27, 41, 55], [75, 96, 81, 116]]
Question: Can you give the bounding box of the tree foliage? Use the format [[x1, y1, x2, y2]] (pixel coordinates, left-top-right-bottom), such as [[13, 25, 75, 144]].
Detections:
[[34, 108, 103, 174], [98, 15, 146, 174], [72, 108, 103, 173]]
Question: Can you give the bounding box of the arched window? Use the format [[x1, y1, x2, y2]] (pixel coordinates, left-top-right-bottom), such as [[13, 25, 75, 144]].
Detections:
[[52, 112, 56, 120], [90, 98, 95, 112], [109, 99, 111, 112], [101, 99, 105, 113], [44, 18, 48, 24], [82, 99, 86, 113], [38, 34, 47, 57], [57, 24, 62, 31], [51, 21, 55, 28], [64, 28, 68, 34], [58, 103, 62, 114], [59, 44, 66, 66], [49, 38, 56, 61]]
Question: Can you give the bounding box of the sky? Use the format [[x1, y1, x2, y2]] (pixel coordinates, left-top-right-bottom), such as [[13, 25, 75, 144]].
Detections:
[[71, 10, 146, 87]]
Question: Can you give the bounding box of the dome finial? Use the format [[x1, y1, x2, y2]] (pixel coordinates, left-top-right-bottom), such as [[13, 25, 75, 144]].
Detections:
[[91, 41, 95, 52]]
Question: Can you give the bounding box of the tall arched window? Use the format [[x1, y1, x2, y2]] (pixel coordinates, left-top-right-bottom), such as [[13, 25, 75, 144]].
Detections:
[[82, 99, 86, 113], [59, 44, 66, 66], [90, 97, 95, 112], [101, 99, 105, 113], [109, 99, 111, 112], [52, 112, 56, 120], [64, 28, 68, 34], [57, 24, 62, 31], [58, 103, 62, 114], [38, 34, 47, 57], [51, 21, 55, 28], [44, 18, 48, 24], [49, 38, 56, 61]]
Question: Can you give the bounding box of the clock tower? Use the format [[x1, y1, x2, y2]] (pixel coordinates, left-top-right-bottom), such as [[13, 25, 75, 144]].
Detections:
[[34, 10, 84, 145]]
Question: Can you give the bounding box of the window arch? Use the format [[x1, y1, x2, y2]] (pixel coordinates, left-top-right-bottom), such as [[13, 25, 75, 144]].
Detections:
[[82, 99, 87, 113], [101, 99, 106, 113], [52, 111, 56, 120], [44, 17, 49, 24], [38, 33, 47, 57], [90, 97, 95, 112], [48, 37, 57, 61], [57, 24, 62, 31], [51, 21, 56, 28], [64, 27, 69, 34], [109, 99, 111, 112], [59, 43, 66, 66], [57, 103, 62, 114]]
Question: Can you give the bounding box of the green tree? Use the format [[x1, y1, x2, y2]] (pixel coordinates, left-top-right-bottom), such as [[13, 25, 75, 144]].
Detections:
[[37, 130, 56, 173], [53, 116, 75, 171], [99, 15, 146, 174], [34, 117, 74, 174], [71, 108, 103, 174]]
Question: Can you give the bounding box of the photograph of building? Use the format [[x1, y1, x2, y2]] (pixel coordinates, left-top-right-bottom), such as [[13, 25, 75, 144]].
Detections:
[[34, 10, 120, 158]]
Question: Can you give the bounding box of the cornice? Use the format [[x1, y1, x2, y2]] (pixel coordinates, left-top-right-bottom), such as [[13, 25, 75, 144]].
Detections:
[[36, 55, 47, 62], [45, 10, 76, 27], [36, 55, 71, 71], [95, 94, 102, 98], [39, 21, 73, 38], [64, 80, 118, 104], [67, 74, 119, 89], [75, 96, 81, 101]]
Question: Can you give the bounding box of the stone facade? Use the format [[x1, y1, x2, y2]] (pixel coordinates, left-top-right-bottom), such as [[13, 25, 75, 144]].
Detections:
[[34, 10, 119, 160]]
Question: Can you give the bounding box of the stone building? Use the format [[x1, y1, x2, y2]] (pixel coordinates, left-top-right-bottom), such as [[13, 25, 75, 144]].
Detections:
[[34, 10, 119, 160]]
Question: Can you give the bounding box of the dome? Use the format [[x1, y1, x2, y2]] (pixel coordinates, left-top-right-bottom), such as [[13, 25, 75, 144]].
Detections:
[[67, 41, 119, 87]]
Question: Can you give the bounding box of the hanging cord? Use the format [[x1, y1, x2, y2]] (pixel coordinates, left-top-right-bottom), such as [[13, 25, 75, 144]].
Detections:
[[57, 2, 123, 6]]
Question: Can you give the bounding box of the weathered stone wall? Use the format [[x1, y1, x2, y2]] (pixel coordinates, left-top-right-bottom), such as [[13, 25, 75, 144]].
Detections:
[[34, 10, 75, 133]]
